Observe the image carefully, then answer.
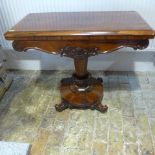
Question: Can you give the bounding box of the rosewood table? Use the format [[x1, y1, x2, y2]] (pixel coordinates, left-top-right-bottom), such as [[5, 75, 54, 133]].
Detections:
[[4, 11, 155, 113]]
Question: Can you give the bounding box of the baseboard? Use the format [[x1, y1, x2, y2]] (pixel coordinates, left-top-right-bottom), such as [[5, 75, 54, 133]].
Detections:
[[1, 48, 155, 71]]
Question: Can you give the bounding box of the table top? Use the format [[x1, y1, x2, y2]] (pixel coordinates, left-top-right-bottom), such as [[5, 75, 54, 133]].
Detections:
[[5, 11, 155, 40]]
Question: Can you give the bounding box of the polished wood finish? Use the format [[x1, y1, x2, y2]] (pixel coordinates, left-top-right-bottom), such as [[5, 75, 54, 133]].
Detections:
[[12, 39, 150, 54], [4, 11, 155, 113], [5, 11, 154, 40]]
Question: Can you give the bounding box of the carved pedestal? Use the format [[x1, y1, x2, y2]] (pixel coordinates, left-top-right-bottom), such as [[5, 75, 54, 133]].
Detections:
[[55, 47, 108, 112]]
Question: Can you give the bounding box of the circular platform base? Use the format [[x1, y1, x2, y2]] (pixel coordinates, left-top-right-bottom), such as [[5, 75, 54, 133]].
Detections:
[[55, 76, 108, 113]]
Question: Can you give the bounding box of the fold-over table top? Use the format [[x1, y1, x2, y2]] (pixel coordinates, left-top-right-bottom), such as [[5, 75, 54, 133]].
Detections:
[[5, 11, 155, 40]]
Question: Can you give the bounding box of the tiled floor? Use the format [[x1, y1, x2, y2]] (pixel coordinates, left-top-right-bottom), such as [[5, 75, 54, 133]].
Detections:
[[0, 70, 155, 155]]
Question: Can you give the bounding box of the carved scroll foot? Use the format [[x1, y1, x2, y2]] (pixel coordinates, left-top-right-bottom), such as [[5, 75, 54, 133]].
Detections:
[[55, 100, 108, 113], [95, 103, 108, 113], [55, 100, 68, 112]]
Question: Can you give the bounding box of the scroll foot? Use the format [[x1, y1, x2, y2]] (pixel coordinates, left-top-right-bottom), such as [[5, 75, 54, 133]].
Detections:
[[55, 101, 68, 112], [95, 103, 108, 113]]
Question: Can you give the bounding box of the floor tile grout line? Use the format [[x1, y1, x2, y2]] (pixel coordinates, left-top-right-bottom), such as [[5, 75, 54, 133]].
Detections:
[[127, 74, 141, 155], [130, 71, 154, 155], [94, 71, 109, 154], [106, 74, 110, 155], [90, 110, 97, 155], [141, 72, 155, 153], [118, 73, 127, 155], [59, 109, 72, 153]]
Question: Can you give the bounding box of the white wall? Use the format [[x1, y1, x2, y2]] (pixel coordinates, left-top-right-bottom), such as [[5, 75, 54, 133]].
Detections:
[[0, 0, 155, 71]]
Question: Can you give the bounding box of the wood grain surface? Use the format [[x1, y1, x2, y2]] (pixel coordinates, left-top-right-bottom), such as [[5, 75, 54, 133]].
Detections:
[[5, 11, 155, 40]]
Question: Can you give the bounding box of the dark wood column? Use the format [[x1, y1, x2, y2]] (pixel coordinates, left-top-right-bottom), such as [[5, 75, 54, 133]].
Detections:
[[74, 57, 88, 78]]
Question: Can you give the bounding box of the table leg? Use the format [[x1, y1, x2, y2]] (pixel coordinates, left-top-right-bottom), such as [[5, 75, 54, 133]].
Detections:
[[55, 47, 108, 113]]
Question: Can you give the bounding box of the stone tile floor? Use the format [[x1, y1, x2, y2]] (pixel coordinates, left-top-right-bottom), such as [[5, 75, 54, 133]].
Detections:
[[0, 70, 155, 155]]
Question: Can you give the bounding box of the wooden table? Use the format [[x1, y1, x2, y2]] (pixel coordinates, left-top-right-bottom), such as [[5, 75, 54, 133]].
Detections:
[[5, 11, 155, 113]]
